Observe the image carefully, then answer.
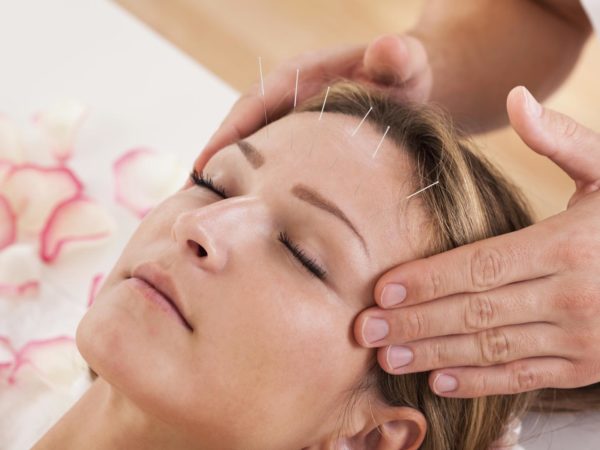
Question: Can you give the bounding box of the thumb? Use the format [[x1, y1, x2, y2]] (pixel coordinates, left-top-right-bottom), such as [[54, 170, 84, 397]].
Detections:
[[507, 85, 600, 186], [363, 34, 429, 87]]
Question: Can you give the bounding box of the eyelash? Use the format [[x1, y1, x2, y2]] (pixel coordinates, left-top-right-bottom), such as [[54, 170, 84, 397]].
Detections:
[[189, 168, 327, 281], [278, 231, 327, 280], [190, 169, 228, 197]]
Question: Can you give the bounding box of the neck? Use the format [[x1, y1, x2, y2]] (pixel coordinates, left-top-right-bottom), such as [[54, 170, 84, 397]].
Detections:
[[32, 376, 198, 450]]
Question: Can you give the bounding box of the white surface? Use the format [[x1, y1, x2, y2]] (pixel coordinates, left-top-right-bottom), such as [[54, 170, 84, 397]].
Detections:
[[521, 410, 600, 450], [0, 0, 598, 449], [0, 0, 236, 449], [581, 0, 600, 38]]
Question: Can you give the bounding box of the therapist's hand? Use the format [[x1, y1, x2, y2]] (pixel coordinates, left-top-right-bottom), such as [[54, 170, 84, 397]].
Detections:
[[194, 33, 431, 168], [355, 86, 600, 398]]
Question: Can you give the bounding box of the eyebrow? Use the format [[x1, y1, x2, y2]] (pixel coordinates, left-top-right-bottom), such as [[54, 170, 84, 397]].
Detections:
[[292, 184, 369, 256], [236, 140, 265, 169], [235, 140, 369, 256]]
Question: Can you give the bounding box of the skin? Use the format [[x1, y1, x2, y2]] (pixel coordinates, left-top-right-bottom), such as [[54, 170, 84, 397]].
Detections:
[[196, 0, 600, 399], [31, 112, 427, 450]]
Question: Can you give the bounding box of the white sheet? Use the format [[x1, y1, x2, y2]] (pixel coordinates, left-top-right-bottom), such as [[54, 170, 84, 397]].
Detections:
[[0, 0, 598, 449]]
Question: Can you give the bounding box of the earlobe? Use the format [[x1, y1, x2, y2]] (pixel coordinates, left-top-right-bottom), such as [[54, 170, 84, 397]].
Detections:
[[375, 407, 427, 450], [329, 398, 427, 450]]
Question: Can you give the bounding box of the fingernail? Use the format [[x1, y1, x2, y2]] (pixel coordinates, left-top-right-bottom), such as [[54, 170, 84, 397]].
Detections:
[[522, 86, 542, 117], [387, 345, 413, 369], [434, 373, 458, 393], [362, 318, 389, 344], [380, 283, 407, 307]]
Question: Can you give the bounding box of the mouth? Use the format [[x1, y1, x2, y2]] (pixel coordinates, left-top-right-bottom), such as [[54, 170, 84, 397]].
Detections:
[[130, 263, 194, 332]]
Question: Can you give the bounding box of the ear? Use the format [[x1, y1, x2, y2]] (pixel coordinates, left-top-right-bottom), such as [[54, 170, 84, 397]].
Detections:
[[328, 397, 427, 450]]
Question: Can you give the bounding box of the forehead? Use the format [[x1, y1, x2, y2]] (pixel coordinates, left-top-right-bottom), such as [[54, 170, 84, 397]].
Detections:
[[211, 112, 431, 271]]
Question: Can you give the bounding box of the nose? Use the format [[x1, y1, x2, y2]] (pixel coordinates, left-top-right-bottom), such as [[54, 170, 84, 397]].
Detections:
[[171, 196, 267, 273]]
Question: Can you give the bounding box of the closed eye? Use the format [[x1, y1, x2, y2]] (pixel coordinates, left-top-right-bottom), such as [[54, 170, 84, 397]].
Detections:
[[279, 232, 327, 280], [189, 169, 327, 282], [190, 169, 228, 198]]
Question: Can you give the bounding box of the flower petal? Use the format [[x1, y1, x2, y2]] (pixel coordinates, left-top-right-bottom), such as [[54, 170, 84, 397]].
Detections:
[[0, 194, 17, 251], [0, 336, 16, 381], [0, 243, 41, 298], [87, 273, 105, 308], [0, 163, 84, 240], [39, 194, 116, 264], [32, 100, 88, 163], [113, 148, 188, 218], [12, 336, 87, 391]]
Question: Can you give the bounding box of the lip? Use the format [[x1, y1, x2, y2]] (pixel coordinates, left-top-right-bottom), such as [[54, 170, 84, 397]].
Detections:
[[131, 262, 193, 332]]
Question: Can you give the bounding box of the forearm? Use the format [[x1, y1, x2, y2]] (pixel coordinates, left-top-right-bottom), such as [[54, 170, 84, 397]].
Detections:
[[409, 0, 592, 133]]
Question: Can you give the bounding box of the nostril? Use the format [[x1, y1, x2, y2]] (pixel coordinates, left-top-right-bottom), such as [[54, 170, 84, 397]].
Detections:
[[187, 240, 208, 257]]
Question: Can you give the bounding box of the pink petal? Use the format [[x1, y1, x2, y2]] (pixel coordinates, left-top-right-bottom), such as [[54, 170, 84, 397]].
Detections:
[[113, 148, 188, 218], [39, 194, 116, 264], [0, 336, 16, 383], [0, 280, 39, 298], [9, 336, 85, 389], [0, 159, 14, 185], [32, 100, 88, 163], [0, 194, 17, 250], [0, 243, 41, 298], [87, 273, 104, 308], [0, 163, 83, 240], [0, 114, 24, 164]]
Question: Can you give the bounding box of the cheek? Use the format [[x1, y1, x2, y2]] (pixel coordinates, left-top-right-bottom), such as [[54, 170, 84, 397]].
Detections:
[[190, 270, 372, 437]]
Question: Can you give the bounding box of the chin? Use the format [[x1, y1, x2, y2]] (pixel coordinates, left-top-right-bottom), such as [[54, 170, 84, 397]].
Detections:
[[75, 289, 136, 384]]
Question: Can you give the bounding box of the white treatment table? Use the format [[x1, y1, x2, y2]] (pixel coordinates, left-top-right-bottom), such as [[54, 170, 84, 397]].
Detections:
[[0, 1, 597, 449]]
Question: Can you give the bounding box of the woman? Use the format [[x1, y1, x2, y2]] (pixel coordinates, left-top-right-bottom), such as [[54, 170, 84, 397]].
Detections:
[[31, 82, 571, 450]]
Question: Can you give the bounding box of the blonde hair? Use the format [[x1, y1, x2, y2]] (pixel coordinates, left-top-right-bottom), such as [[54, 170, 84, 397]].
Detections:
[[298, 81, 599, 449]]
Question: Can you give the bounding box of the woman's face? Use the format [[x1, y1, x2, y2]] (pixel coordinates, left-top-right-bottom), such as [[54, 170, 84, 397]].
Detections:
[[76, 111, 428, 449]]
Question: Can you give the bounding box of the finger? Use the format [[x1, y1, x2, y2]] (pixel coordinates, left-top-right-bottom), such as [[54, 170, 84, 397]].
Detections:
[[194, 89, 265, 170], [363, 34, 429, 85], [428, 357, 579, 397], [507, 86, 600, 185], [197, 45, 366, 167], [377, 322, 567, 375], [357, 277, 555, 346], [374, 221, 562, 307]]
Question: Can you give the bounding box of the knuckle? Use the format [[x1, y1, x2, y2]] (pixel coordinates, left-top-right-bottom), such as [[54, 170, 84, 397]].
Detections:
[[425, 266, 444, 299], [510, 363, 542, 393], [557, 286, 600, 321], [464, 294, 496, 332], [478, 329, 510, 365], [401, 309, 428, 341], [471, 371, 489, 396], [469, 247, 507, 290], [236, 88, 260, 104], [559, 114, 580, 140], [555, 234, 585, 269], [431, 340, 447, 367], [552, 287, 575, 314], [570, 328, 596, 357]]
